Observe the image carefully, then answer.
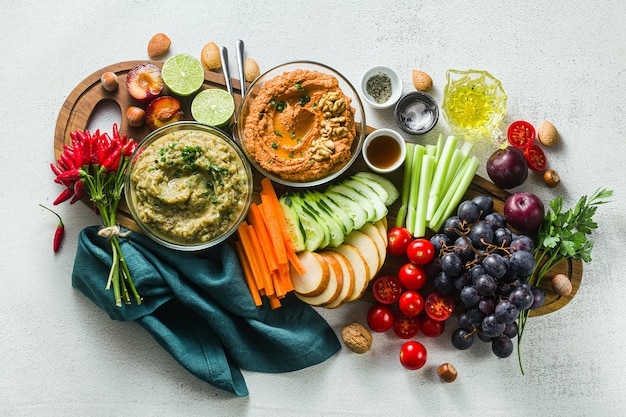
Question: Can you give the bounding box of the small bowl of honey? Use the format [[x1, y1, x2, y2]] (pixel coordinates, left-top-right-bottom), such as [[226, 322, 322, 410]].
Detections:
[[362, 128, 406, 174]]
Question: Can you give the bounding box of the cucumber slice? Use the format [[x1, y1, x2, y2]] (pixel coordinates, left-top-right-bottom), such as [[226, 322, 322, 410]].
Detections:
[[327, 184, 377, 222], [300, 204, 331, 250], [278, 195, 306, 252], [306, 190, 355, 235], [301, 198, 345, 248], [354, 171, 400, 206], [326, 191, 368, 230], [349, 176, 390, 207], [341, 179, 388, 223]]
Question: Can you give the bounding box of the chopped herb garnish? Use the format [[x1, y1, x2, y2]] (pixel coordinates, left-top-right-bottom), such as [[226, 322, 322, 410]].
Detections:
[[295, 82, 303, 90], [275, 130, 282, 137], [299, 94, 310, 106], [271, 142, 279, 149]]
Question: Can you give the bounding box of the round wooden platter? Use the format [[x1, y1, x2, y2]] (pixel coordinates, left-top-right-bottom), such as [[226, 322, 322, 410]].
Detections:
[[54, 61, 582, 317]]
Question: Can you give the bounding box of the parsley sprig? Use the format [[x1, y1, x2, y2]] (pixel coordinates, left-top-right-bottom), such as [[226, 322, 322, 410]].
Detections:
[[517, 188, 613, 373]]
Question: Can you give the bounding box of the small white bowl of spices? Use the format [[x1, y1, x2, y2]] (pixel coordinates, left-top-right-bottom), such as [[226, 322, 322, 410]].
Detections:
[[361, 65, 403, 110]]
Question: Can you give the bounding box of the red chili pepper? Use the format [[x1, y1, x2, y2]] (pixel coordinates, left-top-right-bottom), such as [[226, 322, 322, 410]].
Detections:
[[53, 187, 74, 205], [70, 180, 85, 204], [102, 146, 122, 171], [40, 203, 65, 253], [55, 168, 81, 182], [50, 163, 64, 177], [59, 152, 76, 171], [122, 139, 137, 157]]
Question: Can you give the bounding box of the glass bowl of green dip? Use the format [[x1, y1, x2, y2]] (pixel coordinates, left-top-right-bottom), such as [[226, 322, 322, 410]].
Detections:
[[125, 121, 253, 251]]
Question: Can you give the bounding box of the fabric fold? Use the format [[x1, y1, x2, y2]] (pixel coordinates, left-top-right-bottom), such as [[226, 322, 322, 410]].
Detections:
[[72, 226, 340, 396]]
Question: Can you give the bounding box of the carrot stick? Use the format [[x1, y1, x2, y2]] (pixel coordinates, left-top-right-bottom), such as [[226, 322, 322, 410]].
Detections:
[[247, 202, 279, 273], [260, 178, 307, 276], [268, 293, 282, 309], [258, 197, 295, 293], [234, 241, 263, 306], [248, 224, 275, 297], [236, 221, 265, 294]]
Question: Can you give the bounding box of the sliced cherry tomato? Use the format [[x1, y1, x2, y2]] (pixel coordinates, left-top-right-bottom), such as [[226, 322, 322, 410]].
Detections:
[[367, 304, 395, 332], [371, 275, 403, 304], [399, 341, 427, 370], [406, 238, 435, 265], [393, 313, 420, 339], [387, 227, 413, 257], [419, 315, 446, 337], [507, 120, 536, 149], [424, 292, 455, 322], [523, 144, 547, 171], [398, 262, 428, 291], [398, 290, 424, 317]]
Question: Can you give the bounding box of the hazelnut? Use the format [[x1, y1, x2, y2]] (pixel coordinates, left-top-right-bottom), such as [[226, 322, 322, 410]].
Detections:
[[341, 322, 373, 354], [543, 169, 561, 188], [537, 120, 559, 146], [100, 72, 118, 92], [411, 70, 433, 92], [126, 106, 145, 128], [551, 273, 572, 296], [200, 41, 221, 71], [437, 363, 458, 383], [147, 33, 171, 58], [244, 58, 260, 82]]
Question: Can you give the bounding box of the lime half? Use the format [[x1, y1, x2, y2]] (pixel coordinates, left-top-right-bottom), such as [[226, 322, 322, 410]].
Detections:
[[191, 88, 235, 127], [162, 54, 205, 96]]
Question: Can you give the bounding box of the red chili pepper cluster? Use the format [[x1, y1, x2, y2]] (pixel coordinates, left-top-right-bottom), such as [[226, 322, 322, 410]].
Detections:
[[51, 124, 137, 205]]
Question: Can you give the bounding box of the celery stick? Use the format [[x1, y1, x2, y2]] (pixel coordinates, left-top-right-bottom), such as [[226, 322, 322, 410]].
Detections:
[[442, 141, 474, 193], [425, 144, 437, 158], [396, 142, 415, 227], [434, 133, 445, 160], [413, 154, 435, 238], [405, 144, 425, 234], [425, 135, 458, 221], [429, 156, 479, 231]]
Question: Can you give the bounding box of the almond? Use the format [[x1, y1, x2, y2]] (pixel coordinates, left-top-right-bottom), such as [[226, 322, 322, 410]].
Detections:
[[147, 33, 171, 58], [200, 42, 221, 71], [412, 69, 433, 92], [244, 58, 260, 82], [537, 120, 559, 146]]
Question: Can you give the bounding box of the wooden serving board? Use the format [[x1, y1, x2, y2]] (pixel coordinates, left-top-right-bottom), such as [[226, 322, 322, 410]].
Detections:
[[54, 61, 582, 317]]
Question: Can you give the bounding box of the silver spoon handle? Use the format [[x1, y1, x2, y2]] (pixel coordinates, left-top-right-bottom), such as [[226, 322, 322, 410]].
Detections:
[[236, 39, 246, 97], [220, 46, 233, 96]]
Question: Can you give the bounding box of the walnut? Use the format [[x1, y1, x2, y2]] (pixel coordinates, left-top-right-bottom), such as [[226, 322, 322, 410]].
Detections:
[[341, 322, 373, 354]]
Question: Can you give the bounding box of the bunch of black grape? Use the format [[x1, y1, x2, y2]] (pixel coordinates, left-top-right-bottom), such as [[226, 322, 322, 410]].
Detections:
[[429, 195, 546, 359]]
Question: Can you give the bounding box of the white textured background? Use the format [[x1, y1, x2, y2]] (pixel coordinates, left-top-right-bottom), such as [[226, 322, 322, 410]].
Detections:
[[1, 1, 625, 416]]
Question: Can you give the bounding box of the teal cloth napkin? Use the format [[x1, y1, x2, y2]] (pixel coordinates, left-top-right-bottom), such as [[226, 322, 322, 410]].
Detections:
[[72, 226, 340, 396]]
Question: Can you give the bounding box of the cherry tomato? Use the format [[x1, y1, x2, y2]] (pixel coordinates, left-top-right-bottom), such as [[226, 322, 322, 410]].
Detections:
[[387, 227, 413, 257], [399, 341, 427, 370], [419, 315, 446, 337], [367, 304, 395, 332], [507, 120, 536, 149], [524, 144, 547, 171], [406, 238, 435, 265], [398, 263, 428, 291], [424, 292, 455, 322], [393, 313, 420, 339], [371, 275, 403, 305], [398, 290, 424, 317]]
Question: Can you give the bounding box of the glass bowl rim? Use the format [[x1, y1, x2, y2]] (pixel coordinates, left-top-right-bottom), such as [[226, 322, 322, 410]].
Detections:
[[124, 121, 253, 251], [235, 60, 366, 188]]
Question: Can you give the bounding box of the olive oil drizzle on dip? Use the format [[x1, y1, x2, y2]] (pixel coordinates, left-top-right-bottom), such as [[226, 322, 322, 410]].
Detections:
[[130, 129, 249, 244]]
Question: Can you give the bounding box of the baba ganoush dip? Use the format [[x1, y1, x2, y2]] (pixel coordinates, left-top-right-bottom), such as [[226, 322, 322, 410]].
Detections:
[[243, 69, 356, 183], [129, 128, 250, 245]]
